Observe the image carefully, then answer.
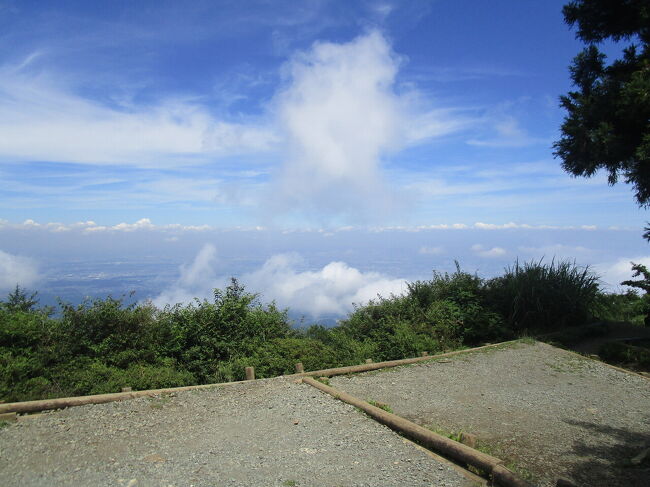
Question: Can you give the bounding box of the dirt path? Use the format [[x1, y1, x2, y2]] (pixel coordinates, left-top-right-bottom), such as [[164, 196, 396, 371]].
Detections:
[[0, 378, 478, 487], [330, 341, 650, 487]]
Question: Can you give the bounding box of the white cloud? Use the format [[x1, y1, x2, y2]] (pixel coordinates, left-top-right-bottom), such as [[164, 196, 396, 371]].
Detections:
[[474, 222, 521, 230], [152, 244, 220, 307], [271, 30, 401, 217], [270, 30, 468, 219], [595, 256, 650, 291], [152, 245, 407, 316], [0, 66, 277, 166], [244, 253, 407, 315], [467, 115, 546, 148], [471, 244, 506, 258], [0, 218, 213, 234], [0, 249, 39, 291], [0, 218, 626, 235]]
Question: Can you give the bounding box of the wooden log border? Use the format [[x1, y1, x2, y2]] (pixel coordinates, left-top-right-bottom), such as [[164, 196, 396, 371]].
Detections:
[[302, 376, 533, 487], [0, 341, 518, 415]]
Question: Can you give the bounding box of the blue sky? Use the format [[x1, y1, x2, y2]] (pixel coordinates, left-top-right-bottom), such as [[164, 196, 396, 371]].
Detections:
[[0, 1, 648, 317]]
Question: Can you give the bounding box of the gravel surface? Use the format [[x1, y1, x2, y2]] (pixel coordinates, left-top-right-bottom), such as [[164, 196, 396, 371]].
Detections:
[[0, 377, 479, 487], [330, 341, 650, 487]]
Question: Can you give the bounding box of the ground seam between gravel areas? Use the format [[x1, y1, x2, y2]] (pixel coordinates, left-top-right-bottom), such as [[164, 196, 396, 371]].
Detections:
[[302, 376, 533, 487]]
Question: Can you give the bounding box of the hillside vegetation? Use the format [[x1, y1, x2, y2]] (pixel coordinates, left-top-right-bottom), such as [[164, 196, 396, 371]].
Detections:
[[1, 260, 646, 402]]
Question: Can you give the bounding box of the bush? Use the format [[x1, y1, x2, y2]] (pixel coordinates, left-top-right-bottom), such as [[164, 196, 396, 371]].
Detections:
[[46, 359, 196, 398], [593, 291, 647, 325], [486, 259, 600, 332], [160, 278, 294, 382], [336, 263, 507, 361], [599, 341, 650, 371], [0, 260, 633, 402], [407, 264, 507, 344], [215, 338, 341, 381]]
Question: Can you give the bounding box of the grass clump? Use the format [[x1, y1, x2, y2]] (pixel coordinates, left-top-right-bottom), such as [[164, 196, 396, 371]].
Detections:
[[367, 400, 393, 413]]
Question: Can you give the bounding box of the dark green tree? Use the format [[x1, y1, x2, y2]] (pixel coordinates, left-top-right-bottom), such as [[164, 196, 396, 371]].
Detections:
[[621, 262, 650, 325], [2, 285, 39, 313], [554, 1, 650, 209]]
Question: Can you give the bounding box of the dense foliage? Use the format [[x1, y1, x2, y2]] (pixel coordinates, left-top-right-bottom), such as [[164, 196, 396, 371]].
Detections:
[[554, 0, 650, 208], [0, 260, 645, 402]]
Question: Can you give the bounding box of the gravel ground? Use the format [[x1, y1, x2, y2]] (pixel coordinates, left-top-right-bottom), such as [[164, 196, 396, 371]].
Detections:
[[330, 341, 650, 487], [0, 377, 479, 487]]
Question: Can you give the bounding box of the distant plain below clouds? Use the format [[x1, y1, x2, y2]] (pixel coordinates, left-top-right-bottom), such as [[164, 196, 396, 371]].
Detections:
[[1, 221, 648, 317]]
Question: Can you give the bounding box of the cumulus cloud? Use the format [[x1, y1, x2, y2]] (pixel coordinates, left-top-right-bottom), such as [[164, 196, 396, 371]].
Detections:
[[152, 245, 407, 316], [271, 30, 401, 217], [0, 218, 214, 234], [244, 253, 407, 315], [595, 256, 650, 291], [152, 244, 220, 307], [471, 244, 506, 258], [0, 218, 623, 235], [270, 30, 467, 220], [0, 249, 39, 291]]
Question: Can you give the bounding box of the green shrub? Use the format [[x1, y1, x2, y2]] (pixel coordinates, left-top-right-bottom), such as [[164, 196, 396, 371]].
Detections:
[[599, 341, 650, 371], [160, 279, 294, 382], [486, 259, 600, 332], [216, 337, 341, 381], [593, 291, 646, 325], [45, 359, 196, 398]]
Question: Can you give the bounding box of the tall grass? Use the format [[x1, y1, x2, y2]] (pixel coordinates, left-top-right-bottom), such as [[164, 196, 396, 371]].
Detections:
[[486, 259, 600, 332]]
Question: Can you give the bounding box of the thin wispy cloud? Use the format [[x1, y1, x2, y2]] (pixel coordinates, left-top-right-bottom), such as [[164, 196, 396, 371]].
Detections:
[[0, 65, 276, 167], [467, 116, 547, 148]]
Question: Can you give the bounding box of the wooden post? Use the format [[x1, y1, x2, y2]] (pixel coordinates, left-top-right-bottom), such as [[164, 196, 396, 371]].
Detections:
[[421, 351, 429, 357], [245, 366, 255, 380], [295, 362, 304, 373], [365, 358, 373, 364]]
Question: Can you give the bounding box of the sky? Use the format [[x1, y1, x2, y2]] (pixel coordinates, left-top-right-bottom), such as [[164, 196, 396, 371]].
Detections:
[[0, 0, 648, 320]]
